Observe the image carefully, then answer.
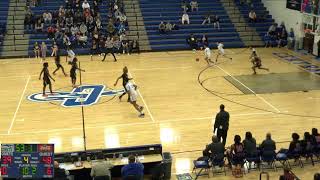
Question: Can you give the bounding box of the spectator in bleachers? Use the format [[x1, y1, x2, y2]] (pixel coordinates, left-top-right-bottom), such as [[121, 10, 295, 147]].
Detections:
[[90, 153, 114, 180], [80, 23, 88, 35], [47, 25, 56, 40], [200, 34, 208, 49], [107, 22, 116, 36], [248, 10, 257, 23], [213, 15, 220, 30], [58, 5, 66, 18], [202, 13, 211, 25], [203, 135, 225, 159], [311, 128, 320, 145], [190, 0, 198, 12], [55, 28, 63, 41], [260, 133, 276, 152], [54, 161, 69, 179], [121, 33, 130, 55], [240, 0, 247, 5], [74, 10, 83, 26], [264, 33, 271, 47], [159, 22, 166, 34], [165, 22, 173, 33], [113, 36, 122, 54], [35, 17, 44, 32], [181, 0, 189, 12], [242, 131, 257, 157], [268, 23, 277, 36], [82, 0, 90, 10], [24, 13, 33, 32], [43, 11, 52, 25], [277, 29, 288, 48], [41, 42, 47, 60], [33, 42, 40, 58], [186, 34, 197, 50], [71, 24, 79, 36], [78, 33, 88, 47], [181, 12, 190, 24], [227, 135, 245, 167], [51, 41, 58, 57], [121, 155, 144, 180]]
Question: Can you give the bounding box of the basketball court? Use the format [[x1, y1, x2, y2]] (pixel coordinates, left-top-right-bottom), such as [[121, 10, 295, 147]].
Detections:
[[0, 48, 320, 176]]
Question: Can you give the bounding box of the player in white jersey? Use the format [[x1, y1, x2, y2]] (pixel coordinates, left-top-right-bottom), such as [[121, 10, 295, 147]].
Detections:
[[249, 47, 257, 59], [67, 48, 75, 63], [203, 45, 213, 65], [125, 81, 145, 118], [215, 42, 232, 62]]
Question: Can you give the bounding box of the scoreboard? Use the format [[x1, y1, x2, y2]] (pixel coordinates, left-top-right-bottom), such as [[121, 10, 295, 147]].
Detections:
[[0, 144, 54, 178]]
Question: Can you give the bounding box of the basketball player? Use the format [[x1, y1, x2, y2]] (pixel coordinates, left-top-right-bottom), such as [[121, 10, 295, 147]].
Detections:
[[215, 42, 232, 62], [69, 58, 85, 87], [251, 53, 269, 74], [53, 54, 67, 76], [125, 81, 145, 118], [67, 47, 76, 63], [204, 45, 213, 65], [249, 47, 258, 59], [114, 66, 132, 101], [39, 62, 55, 96], [101, 36, 117, 62]]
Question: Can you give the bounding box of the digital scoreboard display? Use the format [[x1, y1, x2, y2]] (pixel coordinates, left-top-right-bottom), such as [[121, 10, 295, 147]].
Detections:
[[0, 144, 54, 178]]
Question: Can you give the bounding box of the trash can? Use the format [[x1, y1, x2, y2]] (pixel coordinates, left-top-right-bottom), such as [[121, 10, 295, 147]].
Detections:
[[162, 152, 172, 180]]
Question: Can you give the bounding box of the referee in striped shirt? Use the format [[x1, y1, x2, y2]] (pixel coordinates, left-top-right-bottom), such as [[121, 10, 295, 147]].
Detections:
[[102, 36, 117, 62]]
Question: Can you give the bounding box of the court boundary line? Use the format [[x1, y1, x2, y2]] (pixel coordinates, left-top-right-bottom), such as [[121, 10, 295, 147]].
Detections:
[[128, 71, 155, 122], [1, 112, 273, 135], [215, 65, 281, 113], [7, 76, 31, 134]]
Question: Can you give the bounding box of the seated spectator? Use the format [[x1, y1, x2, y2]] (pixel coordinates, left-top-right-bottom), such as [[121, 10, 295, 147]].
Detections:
[[264, 33, 271, 47], [202, 13, 211, 25], [278, 29, 288, 48], [113, 36, 122, 54], [186, 33, 197, 50], [165, 21, 172, 33], [106, 22, 115, 35], [78, 33, 88, 47], [248, 10, 257, 23], [54, 28, 63, 41], [74, 10, 83, 25], [242, 131, 257, 157], [212, 15, 220, 30], [311, 128, 320, 146], [301, 132, 313, 155], [54, 161, 69, 179], [287, 28, 295, 49], [203, 135, 224, 159], [43, 11, 52, 24], [181, 0, 188, 12], [158, 21, 166, 34], [121, 33, 130, 55], [121, 155, 144, 180], [181, 12, 190, 24], [82, 0, 90, 10], [200, 34, 208, 49], [35, 17, 44, 32], [58, 5, 65, 17], [260, 133, 276, 152], [268, 23, 277, 36], [190, 0, 198, 12], [24, 13, 33, 32], [71, 24, 79, 36], [65, 16, 73, 28], [47, 25, 56, 40], [172, 23, 179, 30], [33, 42, 40, 58], [80, 23, 88, 35], [227, 135, 245, 167], [90, 153, 114, 180], [117, 23, 126, 34], [41, 41, 47, 60]]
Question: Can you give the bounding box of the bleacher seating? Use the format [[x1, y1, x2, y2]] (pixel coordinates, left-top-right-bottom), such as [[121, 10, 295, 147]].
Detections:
[[26, 0, 109, 56], [0, 0, 9, 47], [234, 0, 274, 40], [140, 0, 244, 51]]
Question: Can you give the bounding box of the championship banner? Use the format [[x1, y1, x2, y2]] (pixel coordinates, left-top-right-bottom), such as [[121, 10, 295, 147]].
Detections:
[[286, 0, 302, 11]]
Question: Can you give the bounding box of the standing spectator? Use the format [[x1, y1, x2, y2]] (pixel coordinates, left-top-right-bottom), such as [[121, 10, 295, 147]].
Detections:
[[101, 36, 117, 62], [121, 155, 144, 180], [41, 42, 47, 61], [202, 13, 211, 25], [268, 23, 277, 36], [181, 12, 190, 24], [165, 21, 172, 33], [159, 21, 166, 34], [248, 10, 257, 23], [278, 29, 288, 48], [51, 41, 58, 57], [213, 15, 220, 30], [181, 0, 188, 12], [213, 104, 229, 146], [33, 42, 40, 58], [54, 161, 69, 179], [287, 28, 295, 49], [121, 34, 130, 55], [82, 0, 90, 10], [190, 0, 198, 11], [47, 25, 55, 40], [90, 153, 114, 180], [43, 11, 52, 25]]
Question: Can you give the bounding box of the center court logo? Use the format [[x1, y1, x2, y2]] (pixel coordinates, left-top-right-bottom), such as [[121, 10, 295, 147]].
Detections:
[[27, 85, 125, 107]]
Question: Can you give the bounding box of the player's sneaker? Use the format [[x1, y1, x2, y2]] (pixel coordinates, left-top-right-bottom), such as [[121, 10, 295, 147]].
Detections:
[[139, 113, 145, 118]]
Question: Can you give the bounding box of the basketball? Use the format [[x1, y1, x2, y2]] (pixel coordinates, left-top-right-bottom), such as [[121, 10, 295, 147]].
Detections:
[[196, 58, 199, 61]]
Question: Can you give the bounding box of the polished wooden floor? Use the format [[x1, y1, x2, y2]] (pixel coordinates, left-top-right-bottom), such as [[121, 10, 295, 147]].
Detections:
[[0, 48, 320, 178]]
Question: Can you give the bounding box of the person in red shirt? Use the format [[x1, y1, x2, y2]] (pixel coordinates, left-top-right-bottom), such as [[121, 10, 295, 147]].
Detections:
[[47, 26, 56, 40]]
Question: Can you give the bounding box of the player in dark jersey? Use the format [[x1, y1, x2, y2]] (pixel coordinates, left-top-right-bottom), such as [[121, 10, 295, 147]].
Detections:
[[251, 53, 269, 74], [39, 62, 55, 96], [53, 54, 67, 76], [114, 66, 132, 101], [69, 58, 85, 87]]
